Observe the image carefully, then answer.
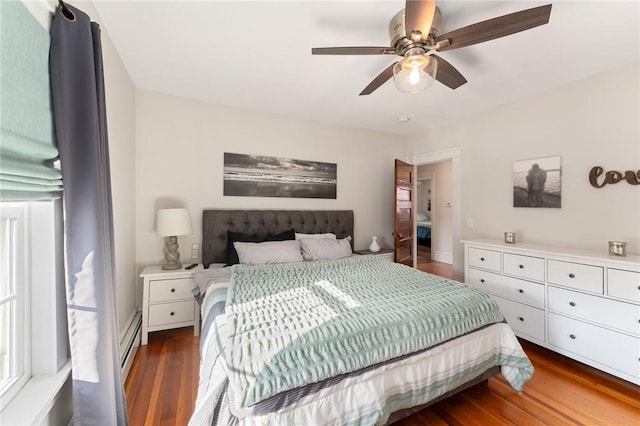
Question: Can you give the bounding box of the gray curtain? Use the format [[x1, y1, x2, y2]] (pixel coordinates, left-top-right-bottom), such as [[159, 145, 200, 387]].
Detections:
[[50, 2, 128, 425]]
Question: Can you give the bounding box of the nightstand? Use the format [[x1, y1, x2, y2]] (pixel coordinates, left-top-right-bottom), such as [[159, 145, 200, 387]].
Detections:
[[354, 248, 395, 262], [140, 264, 202, 345]]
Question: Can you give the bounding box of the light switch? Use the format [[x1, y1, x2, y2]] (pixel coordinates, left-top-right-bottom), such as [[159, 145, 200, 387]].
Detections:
[[191, 243, 199, 259], [466, 218, 474, 228]]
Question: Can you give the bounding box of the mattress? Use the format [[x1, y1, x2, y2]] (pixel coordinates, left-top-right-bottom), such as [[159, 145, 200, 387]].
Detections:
[[190, 257, 533, 425]]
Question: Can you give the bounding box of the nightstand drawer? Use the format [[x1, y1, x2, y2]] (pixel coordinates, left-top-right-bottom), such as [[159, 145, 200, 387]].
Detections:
[[548, 260, 603, 294], [148, 300, 195, 327], [149, 278, 194, 303], [468, 247, 501, 272], [503, 253, 545, 282]]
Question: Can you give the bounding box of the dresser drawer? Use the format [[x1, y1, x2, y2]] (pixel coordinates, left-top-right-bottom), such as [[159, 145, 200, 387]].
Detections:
[[548, 313, 640, 379], [149, 278, 194, 303], [491, 295, 545, 341], [547, 260, 603, 294], [608, 269, 640, 304], [467, 247, 501, 272], [148, 300, 195, 327], [548, 286, 640, 336], [467, 268, 544, 309], [503, 253, 545, 282]]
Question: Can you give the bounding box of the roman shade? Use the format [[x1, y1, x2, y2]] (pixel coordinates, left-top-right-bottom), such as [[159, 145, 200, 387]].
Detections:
[[0, 0, 62, 201]]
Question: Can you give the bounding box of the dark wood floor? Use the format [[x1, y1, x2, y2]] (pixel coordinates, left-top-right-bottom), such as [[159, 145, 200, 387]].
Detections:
[[125, 261, 640, 425]]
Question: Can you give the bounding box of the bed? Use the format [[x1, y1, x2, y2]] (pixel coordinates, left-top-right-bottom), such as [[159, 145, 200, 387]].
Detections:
[[190, 209, 533, 425], [416, 212, 431, 246]]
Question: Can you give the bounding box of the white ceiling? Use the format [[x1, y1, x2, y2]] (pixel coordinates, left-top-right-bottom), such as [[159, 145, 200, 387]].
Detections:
[[93, 1, 639, 136]]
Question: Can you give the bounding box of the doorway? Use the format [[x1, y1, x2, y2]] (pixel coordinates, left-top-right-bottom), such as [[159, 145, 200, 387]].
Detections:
[[409, 147, 462, 280], [416, 176, 433, 265]]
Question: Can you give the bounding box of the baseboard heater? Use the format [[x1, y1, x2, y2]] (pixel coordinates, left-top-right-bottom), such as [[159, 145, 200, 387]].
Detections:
[[120, 310, 142, 380]]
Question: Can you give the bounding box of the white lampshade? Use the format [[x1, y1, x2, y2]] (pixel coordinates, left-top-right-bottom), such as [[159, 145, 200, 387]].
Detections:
[[156, 208, 192, 237]]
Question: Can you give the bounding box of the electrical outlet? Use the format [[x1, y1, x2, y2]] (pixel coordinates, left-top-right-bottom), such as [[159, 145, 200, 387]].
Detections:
[[466, 218, 474, 228], [191, 243, 199, 259]]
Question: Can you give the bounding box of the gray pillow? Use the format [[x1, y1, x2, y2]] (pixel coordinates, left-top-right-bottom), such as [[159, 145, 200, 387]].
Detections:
[[295, 232, 337, 240], [300, 237, 352, 261], [233, 240, 303, 265]]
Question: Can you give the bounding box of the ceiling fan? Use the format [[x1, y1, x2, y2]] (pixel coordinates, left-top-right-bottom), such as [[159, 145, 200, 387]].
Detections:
[[312, 1, 552, 95]]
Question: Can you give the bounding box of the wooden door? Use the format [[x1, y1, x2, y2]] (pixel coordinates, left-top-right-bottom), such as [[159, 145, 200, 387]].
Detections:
[[394, 159, 414, 266]]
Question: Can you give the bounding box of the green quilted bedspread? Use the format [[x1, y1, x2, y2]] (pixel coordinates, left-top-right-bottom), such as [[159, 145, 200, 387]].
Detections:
[[226, 255, 505, 408]]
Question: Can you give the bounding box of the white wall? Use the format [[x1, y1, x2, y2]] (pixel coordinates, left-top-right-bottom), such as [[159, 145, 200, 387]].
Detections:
[[135, 90, 405, 302], [407, 62, 640, 277]]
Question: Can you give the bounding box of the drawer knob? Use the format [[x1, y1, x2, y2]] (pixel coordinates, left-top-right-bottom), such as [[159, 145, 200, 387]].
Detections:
[[480, 279, 485, 283], [518, 289, 524, 294], [569, 334, 576, 339], [480, 257, 485, 261], [569, 273, 575, 279], [569, 301, 576, 307], [171, 288, 176, 293], [518, 264, 524, 269], [518, 316, 524, 322], [170, 311, 175, 316]]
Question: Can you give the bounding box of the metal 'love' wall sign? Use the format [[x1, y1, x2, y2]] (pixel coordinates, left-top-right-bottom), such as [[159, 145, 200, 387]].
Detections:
[[589, 166, 640, 188]]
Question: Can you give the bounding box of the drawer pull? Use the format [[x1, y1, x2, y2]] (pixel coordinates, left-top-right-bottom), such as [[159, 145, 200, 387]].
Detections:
[[569, 334, 576, 339], [480, 279, 485, 283], [518, 264, 524, 269], [569, 301, 576, 307], [569, 273, 575, 278], [171, 288, 176, 293], [518, 289, 524, 294], [170, 311, 175, 316], [518, 316, 524, 322], [480, 257, 485, 261]]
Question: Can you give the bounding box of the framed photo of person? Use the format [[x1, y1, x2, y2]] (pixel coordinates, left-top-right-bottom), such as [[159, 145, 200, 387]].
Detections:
[[513, 156, 562, 208]]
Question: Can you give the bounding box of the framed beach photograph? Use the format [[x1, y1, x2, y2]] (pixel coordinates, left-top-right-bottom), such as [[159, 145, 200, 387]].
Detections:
[[223, 152, 337, 199], [513, 155, 562, 208]]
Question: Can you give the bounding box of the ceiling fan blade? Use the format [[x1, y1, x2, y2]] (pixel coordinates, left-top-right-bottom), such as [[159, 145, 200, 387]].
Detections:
[[405, 0, 437, 42], [360, 62, 396, 96], [435, 4, 552, 51], [312, 47, 395, 55], [431, 55, 467, 89]]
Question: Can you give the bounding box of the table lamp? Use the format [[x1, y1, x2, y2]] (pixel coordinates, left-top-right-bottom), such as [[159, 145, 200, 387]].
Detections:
[[156, 208, 192, 270]]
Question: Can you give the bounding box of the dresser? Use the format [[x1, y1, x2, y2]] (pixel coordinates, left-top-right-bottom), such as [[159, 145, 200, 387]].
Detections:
[[140, 265, 202, 345], [462, 239, 640, 385]]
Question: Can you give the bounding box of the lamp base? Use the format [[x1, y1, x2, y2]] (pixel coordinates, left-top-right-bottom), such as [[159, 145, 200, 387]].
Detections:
[[162, 236, 183, 270]]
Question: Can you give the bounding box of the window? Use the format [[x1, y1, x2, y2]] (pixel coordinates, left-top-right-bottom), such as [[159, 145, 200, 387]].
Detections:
[[0, 201, 67, 415], [0, 204, 28, 407]]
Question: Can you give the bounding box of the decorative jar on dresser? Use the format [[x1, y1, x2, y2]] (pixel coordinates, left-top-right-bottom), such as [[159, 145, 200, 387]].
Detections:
[[462, 239, 640, 385], [140, 264, 202, 345]]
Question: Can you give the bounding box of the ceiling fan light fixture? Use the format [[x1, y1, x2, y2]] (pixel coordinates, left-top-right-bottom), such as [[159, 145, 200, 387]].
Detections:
[[393, 54, 437, 93]]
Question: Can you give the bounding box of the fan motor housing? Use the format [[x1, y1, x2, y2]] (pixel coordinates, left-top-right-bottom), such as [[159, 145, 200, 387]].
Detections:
[[389, 7, 442, 49]]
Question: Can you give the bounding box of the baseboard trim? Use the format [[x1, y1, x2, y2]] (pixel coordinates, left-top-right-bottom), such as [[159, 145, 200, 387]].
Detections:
[[120, 310, 142, 380], [432, 250, 453, 264]]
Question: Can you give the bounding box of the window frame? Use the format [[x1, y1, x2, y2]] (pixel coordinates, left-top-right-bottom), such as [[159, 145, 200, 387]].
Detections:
[[0, 200, 69, 420], [0, 204, 30, 407]]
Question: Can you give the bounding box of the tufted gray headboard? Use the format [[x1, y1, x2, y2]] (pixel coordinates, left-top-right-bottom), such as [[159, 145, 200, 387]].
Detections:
[[202, 210, 354, 268]]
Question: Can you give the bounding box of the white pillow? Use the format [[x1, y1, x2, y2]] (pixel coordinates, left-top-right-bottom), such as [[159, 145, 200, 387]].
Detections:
[[416, 212, 427, 221], [295, 232, 337, 240], [233, 240, 303, 265], [300, 237, 352, 261]]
